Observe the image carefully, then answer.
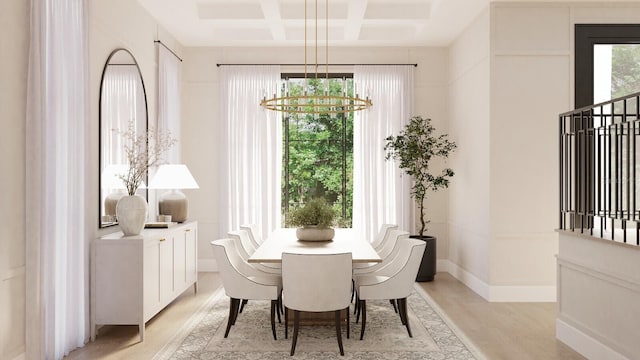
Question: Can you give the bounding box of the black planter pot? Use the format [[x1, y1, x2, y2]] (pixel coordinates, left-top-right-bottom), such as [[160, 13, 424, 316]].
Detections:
[[411, 235, 436, 282]]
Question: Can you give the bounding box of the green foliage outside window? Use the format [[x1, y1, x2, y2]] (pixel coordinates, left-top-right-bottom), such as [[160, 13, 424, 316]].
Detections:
[[282, 76, 354, 227], [611, 45, 640, 99]]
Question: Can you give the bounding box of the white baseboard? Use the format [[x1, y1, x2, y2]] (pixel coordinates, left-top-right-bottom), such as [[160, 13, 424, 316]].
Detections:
[[441, 260, 491, 300], [556, 318, 630, 360], [198, 259, 218, 272], [441, 259, 556, 302]]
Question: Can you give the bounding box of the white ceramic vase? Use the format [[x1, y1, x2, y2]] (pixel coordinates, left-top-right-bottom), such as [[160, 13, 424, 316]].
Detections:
[[116, 195, 148, 236], [296, 226, 335, 241]]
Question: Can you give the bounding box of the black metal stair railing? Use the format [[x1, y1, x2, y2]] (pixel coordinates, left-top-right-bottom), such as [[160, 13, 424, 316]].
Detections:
[[559, 91, 640, 244]]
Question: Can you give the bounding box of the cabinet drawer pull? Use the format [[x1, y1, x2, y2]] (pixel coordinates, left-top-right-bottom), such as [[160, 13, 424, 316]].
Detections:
[[185, 229, 191, 232], [159, 238, 166, 242]]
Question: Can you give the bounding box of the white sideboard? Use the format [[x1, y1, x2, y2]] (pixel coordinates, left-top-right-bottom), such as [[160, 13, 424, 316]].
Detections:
[[91, 221, 198, 342]]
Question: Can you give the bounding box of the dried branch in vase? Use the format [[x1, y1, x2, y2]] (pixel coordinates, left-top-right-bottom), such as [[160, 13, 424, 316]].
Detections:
[[116, 121, 177, 196]]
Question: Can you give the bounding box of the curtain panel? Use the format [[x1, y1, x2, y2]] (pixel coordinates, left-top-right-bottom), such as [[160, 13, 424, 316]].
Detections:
[[353, 65, 414, 241], [157, 44, 182, 164], [26, 0, 90, 358], [219, 66, 282, 239]]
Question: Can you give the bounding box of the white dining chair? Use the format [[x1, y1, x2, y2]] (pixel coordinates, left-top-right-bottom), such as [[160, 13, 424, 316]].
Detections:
[[353, 230, 409, 276], [282, 252, 353, 356], [240, 224, 281, 271], [228, 230, 280, 275], [371, 224, 399, 251], [354, 238, 426, 340], [240, 223, 263, 248], [210, 238, 282, 340]]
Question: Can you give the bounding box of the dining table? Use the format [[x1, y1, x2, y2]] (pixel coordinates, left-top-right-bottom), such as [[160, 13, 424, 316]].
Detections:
[[248, 228, 382, 264]]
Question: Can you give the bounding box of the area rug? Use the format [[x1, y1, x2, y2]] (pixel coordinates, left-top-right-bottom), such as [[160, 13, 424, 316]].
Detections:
[[154, 284, 486, 359]]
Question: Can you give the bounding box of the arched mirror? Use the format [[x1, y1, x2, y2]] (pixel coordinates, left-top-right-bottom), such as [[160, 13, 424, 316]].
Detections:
[[99, 48, 148, 228]]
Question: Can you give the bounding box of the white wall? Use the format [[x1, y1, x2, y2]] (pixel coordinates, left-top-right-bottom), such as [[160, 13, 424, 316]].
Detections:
[[181, 46, 451, 270], [488, 2, 571, 301], [448, 8, 492, 298], [0, 1, 28, 358]]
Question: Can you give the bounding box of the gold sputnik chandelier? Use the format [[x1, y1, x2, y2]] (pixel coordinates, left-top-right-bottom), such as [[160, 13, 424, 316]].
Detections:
[[260, 0, 372, 114]]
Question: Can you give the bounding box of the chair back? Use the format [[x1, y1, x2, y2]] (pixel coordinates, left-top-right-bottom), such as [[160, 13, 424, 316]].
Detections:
[[211, 238, 280, 300], [360, 239, 426, 299], [282, 252, 352, 312], [378, 229, 409, 260], [240, 224, 263, 248], [228, 229, 257, 256], [371, 224, 398, 250]]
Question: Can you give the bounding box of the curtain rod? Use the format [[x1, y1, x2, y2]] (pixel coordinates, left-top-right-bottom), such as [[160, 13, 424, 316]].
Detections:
[[216, 63, 417, 67], [154, 40, 183, 62]]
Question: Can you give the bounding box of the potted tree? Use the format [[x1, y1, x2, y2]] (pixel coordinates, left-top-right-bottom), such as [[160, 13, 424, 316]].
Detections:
[[287, 198, 337, 241], [385, 116, 456, 281]]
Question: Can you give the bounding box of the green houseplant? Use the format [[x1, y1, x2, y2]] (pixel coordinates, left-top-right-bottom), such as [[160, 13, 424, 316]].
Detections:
[[287, 198, 337, 241], [385, 115, 456, 281]]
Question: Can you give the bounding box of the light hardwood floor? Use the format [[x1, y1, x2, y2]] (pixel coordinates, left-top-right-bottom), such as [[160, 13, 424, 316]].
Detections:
[[65, 272, 585, 359]]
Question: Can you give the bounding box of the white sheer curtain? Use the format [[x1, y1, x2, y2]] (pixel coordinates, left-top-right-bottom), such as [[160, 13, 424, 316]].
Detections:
[[26, 0, 89, 358], [219, 66, 282, 239], [157, 44, 182, 163], [101, 65, 145, 165], [353, 65, 414, 241]]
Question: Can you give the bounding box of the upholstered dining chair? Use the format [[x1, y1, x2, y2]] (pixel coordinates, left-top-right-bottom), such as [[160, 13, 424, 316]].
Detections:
[[371, 224, 399, 251], [228, 230, 280, 275], [210, 238, 282, 340], [240, 224, 281, 271], [282, 252, 353, 356], [354, 238, 426, 340], [351, 229, 409, 307], [240, 223, 263, 248]]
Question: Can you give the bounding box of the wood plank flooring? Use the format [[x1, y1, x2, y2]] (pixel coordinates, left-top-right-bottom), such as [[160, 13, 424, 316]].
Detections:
[[65, 272, 585, 359]]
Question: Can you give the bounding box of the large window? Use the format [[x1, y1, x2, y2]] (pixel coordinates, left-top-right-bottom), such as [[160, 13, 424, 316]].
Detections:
[[281, 74, 354, 227]]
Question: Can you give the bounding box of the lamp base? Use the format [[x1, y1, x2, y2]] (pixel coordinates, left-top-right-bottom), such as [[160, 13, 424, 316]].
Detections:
[[158, 190, 188, 223]]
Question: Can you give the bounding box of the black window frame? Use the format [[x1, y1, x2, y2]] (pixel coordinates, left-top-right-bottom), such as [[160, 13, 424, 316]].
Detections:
[[575, 24, 640, 108]]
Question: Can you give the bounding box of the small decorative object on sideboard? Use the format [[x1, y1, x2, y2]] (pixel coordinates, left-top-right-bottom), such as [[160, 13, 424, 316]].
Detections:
[[287, 198, 337, 241], [115, 121, 176, 236], [385, 115, 456, 281]]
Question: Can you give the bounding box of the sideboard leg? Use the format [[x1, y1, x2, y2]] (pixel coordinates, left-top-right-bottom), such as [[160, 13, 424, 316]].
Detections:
[[139, 323, 145, 342]]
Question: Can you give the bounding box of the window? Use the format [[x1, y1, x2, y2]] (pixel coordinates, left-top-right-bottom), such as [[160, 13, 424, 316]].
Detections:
[[575, 24, 640, 108], [281, 74, 354, 227]]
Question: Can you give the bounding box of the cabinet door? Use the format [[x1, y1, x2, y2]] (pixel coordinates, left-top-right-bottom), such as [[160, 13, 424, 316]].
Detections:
[[143, 239, 161, 320], [159, 235, 174, 305], [173, 228, 186, 293], [185, 226, 197, 285]]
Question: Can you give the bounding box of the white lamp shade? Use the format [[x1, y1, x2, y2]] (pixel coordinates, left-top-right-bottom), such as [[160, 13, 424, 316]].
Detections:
[[149, 164, 199, 190]]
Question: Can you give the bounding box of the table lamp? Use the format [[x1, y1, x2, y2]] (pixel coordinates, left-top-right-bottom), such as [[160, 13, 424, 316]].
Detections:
[[149, 164, 199, 223]]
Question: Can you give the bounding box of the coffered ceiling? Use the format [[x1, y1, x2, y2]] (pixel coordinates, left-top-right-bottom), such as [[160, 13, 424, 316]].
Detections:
[[136, 0, 490, 47]]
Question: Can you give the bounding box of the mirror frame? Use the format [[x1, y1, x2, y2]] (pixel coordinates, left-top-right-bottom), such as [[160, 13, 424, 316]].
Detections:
[[99, 48, 149, 228]]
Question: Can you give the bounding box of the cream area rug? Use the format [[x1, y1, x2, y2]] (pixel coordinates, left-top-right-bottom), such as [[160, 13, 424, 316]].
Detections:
[[154, 284, 486, 359]]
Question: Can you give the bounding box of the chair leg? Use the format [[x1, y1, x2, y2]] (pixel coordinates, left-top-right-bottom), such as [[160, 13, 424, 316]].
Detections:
[[346, 307, 350, 339], [390, 299, 398, 313], [335, 310, 344, 356], [350, 279, 355, 303], [290, 310, 300, 356], [276, 294, 282, 323], [359, 300, 367, 340], [270, 300, 277, 340], [239, 299, 248, 313], [284, 306, 288, 339], [224, 297, 240, 338], [355, 294, 361, 323], [398, 299, 406, 325], [399, 298, 412, 337]]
